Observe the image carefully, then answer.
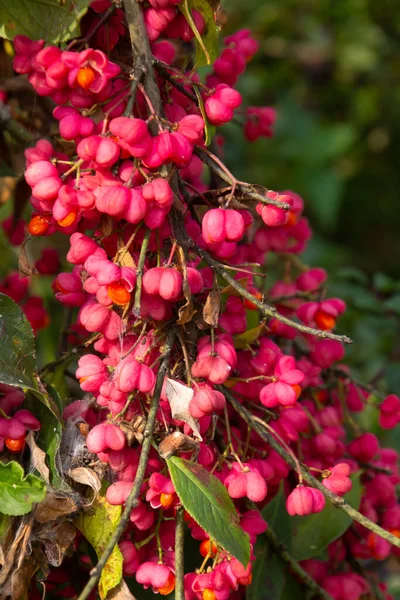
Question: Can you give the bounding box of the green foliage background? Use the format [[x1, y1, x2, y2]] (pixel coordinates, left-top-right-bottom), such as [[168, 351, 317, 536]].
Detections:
[[220, 0, 400, 455]]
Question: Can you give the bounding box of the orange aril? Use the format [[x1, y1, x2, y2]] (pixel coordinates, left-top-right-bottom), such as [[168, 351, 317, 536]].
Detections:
[[58, 209, 77, 228], [203, 590, 216, 600], [77, 66, 96, 90], [199, 539, 218, 557], [244, 290, 263, 310], [28, 214, 52, 236], [5, 436, 26, 453], [292, 384, 302, 399], [315, 310, 336, 331], [160, 492, 175, 509], [158, 572, 175, 596], [107, 282, 131, 306], [285, 211, 298, 226]]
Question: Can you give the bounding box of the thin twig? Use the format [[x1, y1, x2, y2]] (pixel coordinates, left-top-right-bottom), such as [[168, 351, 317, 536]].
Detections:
[[123, 58, 146, 117], [133, 228, 151, 317], [194, 147, 291, 209], [264, 525, 334, 600], [191, 241, 352, 344], [175, 506, 185, 600], [153, 61, 197, 103], [76, 329, 175, 600], [221, 386, 400, 549]]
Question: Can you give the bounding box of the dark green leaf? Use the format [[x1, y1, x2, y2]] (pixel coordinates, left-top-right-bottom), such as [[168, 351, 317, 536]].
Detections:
[[247, 537, 287, 600], [167, 456, 250, 566], [0, 293, 61, 420], [290, 473, 362, 561], [0, 0, 88, 44], [261, 486, 292, 550], [384, 294, 400, 315], [0, 292, 36, 389], [0, 461, 46, 516], [280, 571, 304, 600], [25, 389, 70, 492]]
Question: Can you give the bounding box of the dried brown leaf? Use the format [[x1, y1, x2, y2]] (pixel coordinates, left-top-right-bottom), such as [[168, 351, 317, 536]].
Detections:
[[165, 379, 202, 440], [35, 492, 78, 524], [18, 239, 38, 277], [68, 467, 101, 505], [25, 431, 49, 483], [158, 431, 198, 459], [119, 250, 136, 268], [203, 291, 220, 327], [42, 522, 76, 567]]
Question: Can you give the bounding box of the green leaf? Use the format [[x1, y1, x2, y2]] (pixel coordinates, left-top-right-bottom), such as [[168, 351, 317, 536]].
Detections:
[[280, 571, 304, 600], [0, 0, 88, 44], [247, 537, 287, 600], [181, 0, 219, 66], [234, 323, 265, 349], [193, 85, 216, 145], [384, 293, 400, 315], [290, 474, 362, 561], [261, 486, 292, 550], [0, 292, 36, 389], [75, 487, 123, 600], [0, 461, 46, 516], [25, 389, 70, 492], [167, 456, 250, 566], [0, 293, 61, 421]]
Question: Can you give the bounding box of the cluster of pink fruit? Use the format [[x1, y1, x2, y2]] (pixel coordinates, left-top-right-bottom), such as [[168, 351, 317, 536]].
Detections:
[[2, 1, 399, 599]]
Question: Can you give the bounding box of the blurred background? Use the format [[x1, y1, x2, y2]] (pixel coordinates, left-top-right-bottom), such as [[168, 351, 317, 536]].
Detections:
[[223, 0, 400, 276], [219, 0, 400, 413]]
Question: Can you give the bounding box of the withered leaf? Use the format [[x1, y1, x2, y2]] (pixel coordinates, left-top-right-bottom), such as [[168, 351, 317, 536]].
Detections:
[[42, 522, 76, 567], [158, 431, 198, 460], [18, 241, 38, 277], [203, 291, 220, 327], [25, 431, 50, 484], [100, 214, 114, 237], [35, 492, 78, 524], [68, 467, 101, 505], [1, 555, 38, 600], [119, 250, 136, 268], [165, 379, 202, 440], [177, 246, 194, 325]]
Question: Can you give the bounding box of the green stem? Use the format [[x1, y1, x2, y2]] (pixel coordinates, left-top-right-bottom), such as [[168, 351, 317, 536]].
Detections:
[[133, 228, 151, 317]]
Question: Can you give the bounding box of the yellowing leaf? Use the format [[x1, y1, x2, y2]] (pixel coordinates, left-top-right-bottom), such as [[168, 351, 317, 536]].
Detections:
[[75, 489, 123, 599], [181, 0, 219, 66], [234, 323, 265, 349]]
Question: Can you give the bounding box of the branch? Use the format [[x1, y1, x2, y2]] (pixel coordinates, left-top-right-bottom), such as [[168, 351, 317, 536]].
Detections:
[[133, 227, 151, 317], [174, 506, 185, 600], [77, 329, 176, 600], [123, 0, 163, 119], [221, 386, 400, 549], [153, 60, 198, 103], [192, 241, 352, 344], [194, 147, 291, 209], [264, 525, 334, 600]]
